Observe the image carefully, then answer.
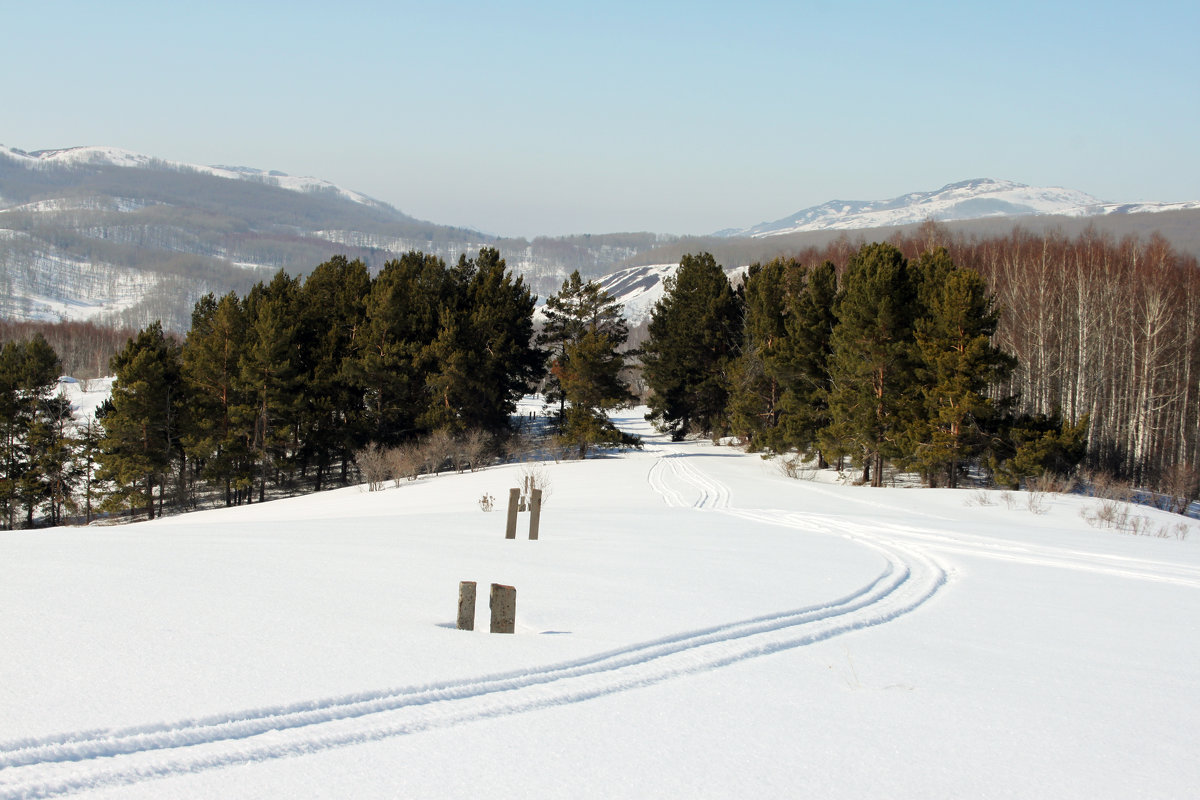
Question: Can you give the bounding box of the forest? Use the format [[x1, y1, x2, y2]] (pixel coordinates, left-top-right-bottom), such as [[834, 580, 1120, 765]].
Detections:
[[642, 224, 1199, 502], [1, 224, 1197, 528]]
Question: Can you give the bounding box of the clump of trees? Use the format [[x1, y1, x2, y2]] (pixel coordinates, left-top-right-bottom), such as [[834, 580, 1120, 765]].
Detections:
[[0, 335, 77, 527], [644, 227, 1200, 499], [87, 248, 545, 520], [643, 244, 1087, 488], [0, 247, 648, 527]]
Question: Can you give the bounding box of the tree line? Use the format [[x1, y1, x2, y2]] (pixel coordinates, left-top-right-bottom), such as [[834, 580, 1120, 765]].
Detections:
[[642, 233, 1195, 496], [0, 248, 642, 527]]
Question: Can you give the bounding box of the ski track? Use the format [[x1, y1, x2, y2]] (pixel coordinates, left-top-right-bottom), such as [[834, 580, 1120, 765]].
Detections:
[[2, 444, 950, 797]]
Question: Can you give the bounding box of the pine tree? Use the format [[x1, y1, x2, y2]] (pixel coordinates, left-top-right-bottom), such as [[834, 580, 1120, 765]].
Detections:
[[909, 254, 1016, 487], [0, 335, 65, 527], [825, 243, 918, 486], [98, 322, 184, 519], [555, 328, 638, 458], [642, 253, 741, 440], [182, 292, 249, 505], [293, 256, 370, 490], [354, 252, 448, 444], [241, 271, 300, 501], [727, 258, 791, 449], [422, 248, 543, 433], [779, 260, 837, 462], [537, 270, 628, 424]]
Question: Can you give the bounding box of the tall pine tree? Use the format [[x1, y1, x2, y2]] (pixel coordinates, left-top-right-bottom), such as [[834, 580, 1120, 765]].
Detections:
[[825, 243, 919, 486], [643, 253, 741, 440]]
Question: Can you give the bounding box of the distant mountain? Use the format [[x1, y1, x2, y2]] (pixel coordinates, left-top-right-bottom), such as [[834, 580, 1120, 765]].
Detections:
[[0, 145, 667, 329], [717, 178, 1200, 238], [5, 147, 1198, 333]]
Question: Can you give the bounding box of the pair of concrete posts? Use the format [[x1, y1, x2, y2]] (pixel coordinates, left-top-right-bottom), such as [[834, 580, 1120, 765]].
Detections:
[[457, 484, 539, 634], [505, 486, 542, 540], [457, 581, 515, 634]]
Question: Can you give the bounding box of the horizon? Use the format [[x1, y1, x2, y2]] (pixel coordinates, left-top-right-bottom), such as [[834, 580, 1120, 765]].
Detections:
[[7, 1, 1199, 238]]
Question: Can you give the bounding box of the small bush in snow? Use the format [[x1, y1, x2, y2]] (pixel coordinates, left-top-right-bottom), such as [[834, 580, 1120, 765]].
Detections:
[[519, 462, 551, 507], [965, 490, 995, 507], [478, 493, 495, 512], [778, 454, 817, 481], [356, 444, 390, 492]]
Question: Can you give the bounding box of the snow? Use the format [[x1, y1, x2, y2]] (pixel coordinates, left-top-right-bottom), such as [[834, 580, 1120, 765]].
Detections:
[[2, 403, 1199, 798], [0, 145, 381, 209], [723, 178, 1200, 237], [57, 376, 114, 422]]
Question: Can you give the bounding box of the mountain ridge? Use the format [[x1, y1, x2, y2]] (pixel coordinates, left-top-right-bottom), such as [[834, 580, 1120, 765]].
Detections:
[[718, 178, 1200, 237]]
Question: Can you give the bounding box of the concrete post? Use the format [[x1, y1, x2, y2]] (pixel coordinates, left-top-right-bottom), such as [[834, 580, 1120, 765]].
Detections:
[[490, 583, 516, 633], [505, 488, 520, 539], [528, 488, 542, 540], [457, 581, 477, 631]]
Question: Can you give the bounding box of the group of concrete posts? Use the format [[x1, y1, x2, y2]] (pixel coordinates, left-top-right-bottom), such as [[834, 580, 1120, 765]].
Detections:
[[457, 483, 543, 633]]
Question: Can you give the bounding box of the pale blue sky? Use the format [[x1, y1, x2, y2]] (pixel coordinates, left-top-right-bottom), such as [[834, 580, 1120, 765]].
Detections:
[[6, 0, 1198, 237]]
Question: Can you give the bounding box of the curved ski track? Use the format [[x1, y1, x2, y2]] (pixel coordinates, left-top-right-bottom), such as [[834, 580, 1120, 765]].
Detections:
[[1, 448, 947, 798]]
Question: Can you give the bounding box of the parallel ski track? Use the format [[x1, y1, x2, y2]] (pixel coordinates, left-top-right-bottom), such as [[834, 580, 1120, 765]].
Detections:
[[1, 448, 946, 798]]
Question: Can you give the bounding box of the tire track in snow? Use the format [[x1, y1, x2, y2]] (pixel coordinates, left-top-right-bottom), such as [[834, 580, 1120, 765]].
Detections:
[[0, 449, 944, 798]]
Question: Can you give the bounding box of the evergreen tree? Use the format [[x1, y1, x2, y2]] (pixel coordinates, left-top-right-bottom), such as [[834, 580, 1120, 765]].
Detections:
[[991, 412, 1090, 488], [241, 271, 300, 500], [23, 391, 77, 526], [555, 328, 638, 458], [422, 248, 543, 433], [909, 254, 1016, 486], [293, 256, 370, 490], [727, 258, 792, 449], [537, 270, 628, 424], [0, 335, 64, 527], [779, 260, 837, 463], [825, 243, 919, 486], [182, 292, 250, 505], [642, 253, 741, 440], [98, 322, 184, 519], [354, 252, 448, 444]]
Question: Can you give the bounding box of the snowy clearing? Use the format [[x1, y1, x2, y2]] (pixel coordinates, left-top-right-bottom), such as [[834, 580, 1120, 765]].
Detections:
[[2, 405, 1199, 798]]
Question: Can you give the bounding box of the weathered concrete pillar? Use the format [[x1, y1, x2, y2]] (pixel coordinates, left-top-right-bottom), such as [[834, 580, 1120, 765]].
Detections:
[[528, 488, 542, 540], [505, 488, 520, 539], [457, 581, 477, 631], [490, 583, 516, 633]]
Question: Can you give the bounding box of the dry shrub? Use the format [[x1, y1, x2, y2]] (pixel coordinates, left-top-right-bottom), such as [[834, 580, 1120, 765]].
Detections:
[[423, 429, 455, 475], [1159, 462, 1200, 516], [355, 444, 390, 492], [965, 490, 995, 507], [456, 429, 492, 473], [388, 443, 423, 485], [519, 462, 552, 507], [777, 454, 817, 481]]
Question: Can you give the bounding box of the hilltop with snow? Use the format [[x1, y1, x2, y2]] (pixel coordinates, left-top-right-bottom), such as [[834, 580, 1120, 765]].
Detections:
[[719, 178, 1200, 237], [0, 145, 387, 209]]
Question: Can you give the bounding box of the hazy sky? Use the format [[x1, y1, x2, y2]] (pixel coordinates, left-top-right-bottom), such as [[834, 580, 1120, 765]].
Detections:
[[7, 0, 1198, 237]]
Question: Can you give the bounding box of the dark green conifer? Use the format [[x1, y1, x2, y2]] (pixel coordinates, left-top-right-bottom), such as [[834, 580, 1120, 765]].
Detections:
[[642, 253, 741, 440]]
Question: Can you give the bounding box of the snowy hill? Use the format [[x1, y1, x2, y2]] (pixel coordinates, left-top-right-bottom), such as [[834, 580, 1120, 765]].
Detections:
[[0, 145, 390, 210], [0, 144, 665, 328], [2, 404, 1198, 797], [719, 178, 1200, 237]]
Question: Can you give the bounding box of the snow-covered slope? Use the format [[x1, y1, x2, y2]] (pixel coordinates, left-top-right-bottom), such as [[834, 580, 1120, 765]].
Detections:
[[720, 178, 1200, 237], [587, 262, 747, 326], [0, 145, 386, 209], [2, 404, 1198, 798]]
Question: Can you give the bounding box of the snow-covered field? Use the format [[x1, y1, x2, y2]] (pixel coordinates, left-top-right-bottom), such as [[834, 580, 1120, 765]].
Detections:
[[3, 404, 1200, 798]]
